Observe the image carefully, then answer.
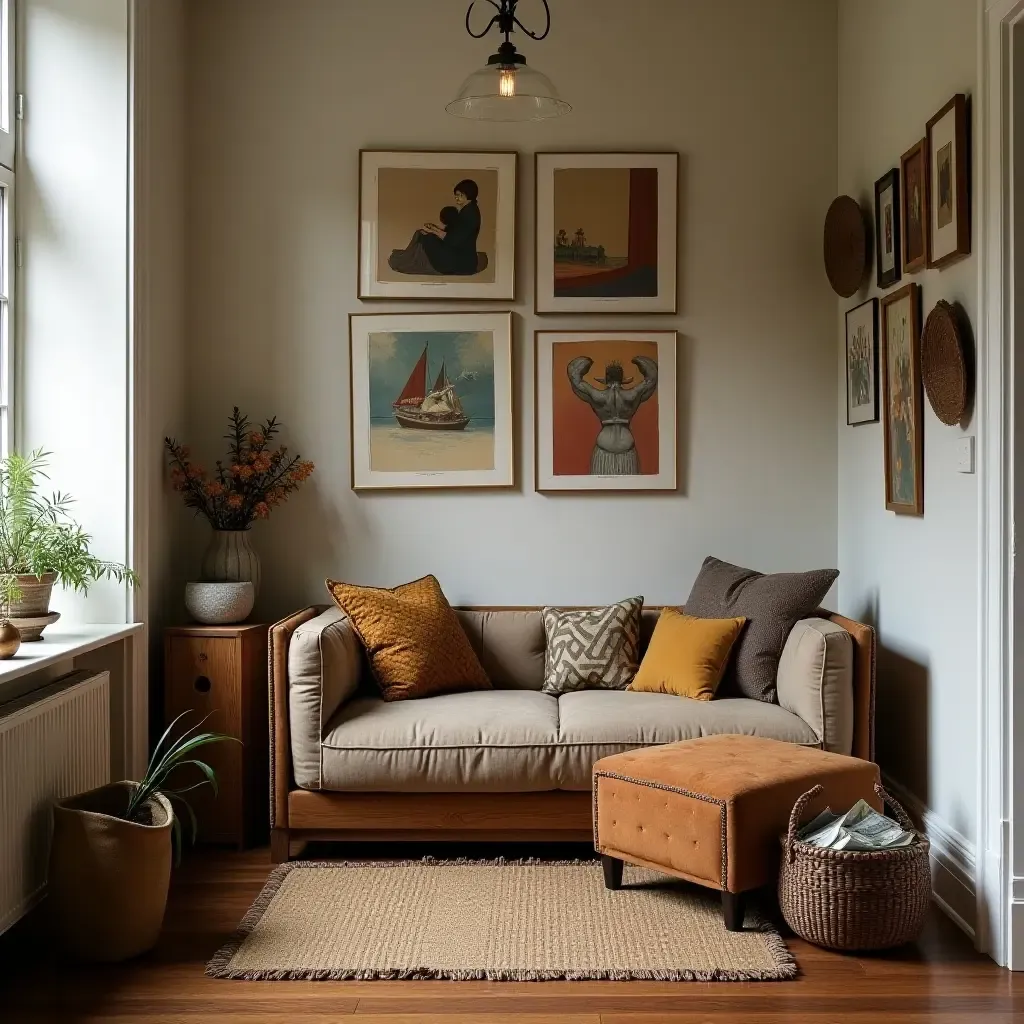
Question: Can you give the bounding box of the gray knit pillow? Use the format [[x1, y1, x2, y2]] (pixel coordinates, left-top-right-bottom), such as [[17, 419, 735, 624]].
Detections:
[[684, 557, 838, 703], [542, 597, 643, 695]]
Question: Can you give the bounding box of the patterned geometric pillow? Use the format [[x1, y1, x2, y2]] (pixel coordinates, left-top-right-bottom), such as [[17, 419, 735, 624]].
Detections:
[[541, 597, 643, 695]]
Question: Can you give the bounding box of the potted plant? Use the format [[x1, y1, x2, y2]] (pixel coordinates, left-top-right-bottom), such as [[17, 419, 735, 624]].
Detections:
[[0, 450, 139, 640], [165, 407, 315, 597], [47, 713, 236, 962]]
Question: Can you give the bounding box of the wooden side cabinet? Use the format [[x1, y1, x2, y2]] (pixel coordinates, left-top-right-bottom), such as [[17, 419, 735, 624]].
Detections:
[[164, 623, 269, 848]]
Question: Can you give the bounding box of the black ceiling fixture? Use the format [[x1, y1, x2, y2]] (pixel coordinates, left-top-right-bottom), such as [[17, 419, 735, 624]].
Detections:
[[446, 0, 571, 121]]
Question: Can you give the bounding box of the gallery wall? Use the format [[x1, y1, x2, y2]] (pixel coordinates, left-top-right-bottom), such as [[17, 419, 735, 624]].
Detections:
[[836, 0, 978, 928], [180, 0, 840, 618]]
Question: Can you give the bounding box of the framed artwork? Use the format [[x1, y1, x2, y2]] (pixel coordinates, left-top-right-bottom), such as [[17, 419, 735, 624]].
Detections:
[[900, 139, 929, 274], [874, 169, 901, 289], [846, 297, 879, 425], [348, 312, 514, 490], [358, 151, 517, 300], [881, 284, 923, 516], [534, 330, 677, 492], [534, 152, 678, 314], [927, 93, 970, 268]]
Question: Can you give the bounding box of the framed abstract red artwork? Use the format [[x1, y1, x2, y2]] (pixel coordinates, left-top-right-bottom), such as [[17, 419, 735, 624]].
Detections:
[[534, 153, 678, 314]]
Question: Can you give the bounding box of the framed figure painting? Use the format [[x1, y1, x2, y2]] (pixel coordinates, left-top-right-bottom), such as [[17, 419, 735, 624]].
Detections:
[[535, 153, 678, 314], [349, 312, 514, 490], [358, 151, 517, 300], [874, 169, 901, 289], [846, 297, 878, 425], [535, 330, 677, 492], [927, 93, 970, 268], [900, 139, 928, 274], [881, 284, 923, 515]]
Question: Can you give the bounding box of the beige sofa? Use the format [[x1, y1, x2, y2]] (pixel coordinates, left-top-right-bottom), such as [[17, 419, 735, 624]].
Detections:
[[269, 606, 875, 862]]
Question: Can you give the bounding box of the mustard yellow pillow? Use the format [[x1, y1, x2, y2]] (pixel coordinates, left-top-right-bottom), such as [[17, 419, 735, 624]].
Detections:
[[628, 608, 746, 700], [325, 574, 491, 702]]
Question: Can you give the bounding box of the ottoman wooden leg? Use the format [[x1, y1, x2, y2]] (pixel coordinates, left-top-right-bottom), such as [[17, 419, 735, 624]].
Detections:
[[722, 890, 745, 931], [602, 855, 623, 890]]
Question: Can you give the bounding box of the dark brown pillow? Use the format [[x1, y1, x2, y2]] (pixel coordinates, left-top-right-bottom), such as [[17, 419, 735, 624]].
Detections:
[[684, 556, 839, 703]]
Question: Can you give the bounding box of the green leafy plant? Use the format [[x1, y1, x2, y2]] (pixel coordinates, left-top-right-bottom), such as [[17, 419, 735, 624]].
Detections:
[[126, 711, 239, 864], [0, 449, 139, 612]]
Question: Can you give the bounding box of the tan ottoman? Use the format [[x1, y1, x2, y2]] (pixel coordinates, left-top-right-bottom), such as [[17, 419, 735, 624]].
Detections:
[[593, 735, 880, 930]]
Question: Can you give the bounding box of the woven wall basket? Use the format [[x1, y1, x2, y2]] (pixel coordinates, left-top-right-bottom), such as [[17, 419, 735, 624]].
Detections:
[[778, 782, 931, 951], [921, 300, 968, 426], [823, 196, 868, 298]]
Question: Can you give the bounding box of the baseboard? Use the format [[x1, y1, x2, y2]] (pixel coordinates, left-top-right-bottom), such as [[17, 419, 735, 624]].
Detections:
[[881, 774, 976, 940]]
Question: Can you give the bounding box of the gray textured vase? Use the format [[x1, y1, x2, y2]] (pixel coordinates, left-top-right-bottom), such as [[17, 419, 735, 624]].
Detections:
[[200, 530, 261, 596]]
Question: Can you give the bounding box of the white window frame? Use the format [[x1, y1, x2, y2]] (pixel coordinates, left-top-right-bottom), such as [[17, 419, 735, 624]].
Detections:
[[0, 0, 13, 171], [0, 163, 12, 456]]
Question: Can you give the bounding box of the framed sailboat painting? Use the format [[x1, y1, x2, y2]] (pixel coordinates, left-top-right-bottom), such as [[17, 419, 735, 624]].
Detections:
[[349, 312, 514, 490]]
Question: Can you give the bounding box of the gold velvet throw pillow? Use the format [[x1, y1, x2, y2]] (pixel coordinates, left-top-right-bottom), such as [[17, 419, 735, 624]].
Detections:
[[325, 575, 491, 702], [628, 608, 746, 701]]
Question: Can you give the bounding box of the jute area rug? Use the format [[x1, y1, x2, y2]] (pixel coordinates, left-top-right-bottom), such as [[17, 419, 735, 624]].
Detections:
[[207, 859, 796, 982]]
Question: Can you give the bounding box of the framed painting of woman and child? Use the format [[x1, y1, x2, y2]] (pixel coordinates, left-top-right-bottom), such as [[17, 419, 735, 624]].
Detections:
[[358, 150, 517, 300]]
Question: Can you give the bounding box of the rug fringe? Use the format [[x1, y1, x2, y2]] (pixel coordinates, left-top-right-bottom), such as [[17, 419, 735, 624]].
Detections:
[[205, 857, 798, 983]]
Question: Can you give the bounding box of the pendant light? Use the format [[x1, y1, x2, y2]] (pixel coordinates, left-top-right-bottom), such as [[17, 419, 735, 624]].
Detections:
[[446, 0, 571, 122]]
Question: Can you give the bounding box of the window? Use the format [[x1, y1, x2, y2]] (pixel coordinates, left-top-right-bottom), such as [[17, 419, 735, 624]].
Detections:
[[0, 164, 12, 455], [0, 0, 12, 172]]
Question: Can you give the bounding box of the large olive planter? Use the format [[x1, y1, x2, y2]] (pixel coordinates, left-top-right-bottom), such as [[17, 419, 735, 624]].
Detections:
[[48, 782, 173, 962]]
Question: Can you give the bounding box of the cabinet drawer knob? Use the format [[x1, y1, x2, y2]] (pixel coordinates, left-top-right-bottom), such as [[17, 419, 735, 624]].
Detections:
[[198, 652, 208, 663], [194, 675, 212, 694]]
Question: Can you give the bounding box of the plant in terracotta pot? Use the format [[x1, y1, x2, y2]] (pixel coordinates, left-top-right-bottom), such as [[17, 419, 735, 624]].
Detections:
[[48, 712, 237, 962], [0, 450, 139, 641], [165, 408, 315, 597]]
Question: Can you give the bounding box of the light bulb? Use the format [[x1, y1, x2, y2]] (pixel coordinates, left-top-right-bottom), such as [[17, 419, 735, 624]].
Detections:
[[498, 68, 517, 98]]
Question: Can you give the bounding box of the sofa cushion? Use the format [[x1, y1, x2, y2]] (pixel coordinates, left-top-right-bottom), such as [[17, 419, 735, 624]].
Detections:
[[288, 606, 363, 789], [628, 609, 746, 700], [454, 609, 547, 690], [317, 689, 559, 792], [776, 617, 853, 754], [684, 556, 839, 704], [553, 690, 819, 789], [542, 597, 643, 694], [326, 575, 491, 701]]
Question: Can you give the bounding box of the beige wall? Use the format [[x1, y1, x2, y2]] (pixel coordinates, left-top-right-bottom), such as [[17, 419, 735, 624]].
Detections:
[[139, 0, 188, 714], [180, 0, 839, 618], [836, 0, 978, 871]]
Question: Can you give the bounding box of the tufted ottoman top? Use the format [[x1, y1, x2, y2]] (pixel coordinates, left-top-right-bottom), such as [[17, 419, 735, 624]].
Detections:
[[592, 735, 880, 894]]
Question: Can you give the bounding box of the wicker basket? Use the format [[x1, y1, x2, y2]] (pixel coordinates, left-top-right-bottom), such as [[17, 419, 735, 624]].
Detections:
[[778, 782, 931, 951]]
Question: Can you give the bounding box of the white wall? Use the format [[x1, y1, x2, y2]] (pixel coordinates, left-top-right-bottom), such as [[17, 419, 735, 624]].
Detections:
[[135, 0, 187, 705], [17, 0, 130, 623], [182, 0, 840, 622], [836, 0, 978, 911]]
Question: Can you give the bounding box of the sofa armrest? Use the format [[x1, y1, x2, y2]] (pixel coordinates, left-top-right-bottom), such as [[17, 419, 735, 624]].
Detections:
[[270, 606, 324, 830], [776, 617, 854, 755], [286, 606, 364, 791]]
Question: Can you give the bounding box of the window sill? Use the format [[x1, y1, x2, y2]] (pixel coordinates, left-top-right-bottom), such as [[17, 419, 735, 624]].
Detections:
[[0, 622, 143, 690]]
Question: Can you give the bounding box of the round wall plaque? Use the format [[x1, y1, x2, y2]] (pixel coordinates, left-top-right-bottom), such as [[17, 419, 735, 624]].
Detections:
[[823, 196, 868, 298], [921, 299, 968, 426]]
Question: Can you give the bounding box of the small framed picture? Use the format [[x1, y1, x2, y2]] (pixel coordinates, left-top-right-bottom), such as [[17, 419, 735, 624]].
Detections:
[[358, 150, 517, 300], [874, 169, 901, 289], [348, 312, 514, 490], [881, 284, 923, 516], [900, 139, 928, 274], [927, 93, 970, 268], [534, 330, 677, 492], [535, 152, 678, 314], [846, 297, 878, 425]]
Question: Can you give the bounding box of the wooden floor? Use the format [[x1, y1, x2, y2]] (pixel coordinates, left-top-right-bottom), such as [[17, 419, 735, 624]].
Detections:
[[2, 843, 1022, 1023]]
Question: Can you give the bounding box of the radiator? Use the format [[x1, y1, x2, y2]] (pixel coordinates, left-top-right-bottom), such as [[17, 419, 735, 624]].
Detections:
[[0, 671, 110, 935]]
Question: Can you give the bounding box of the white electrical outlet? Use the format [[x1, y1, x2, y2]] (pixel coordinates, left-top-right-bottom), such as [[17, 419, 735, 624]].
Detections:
[[955, 436, 975, 474]]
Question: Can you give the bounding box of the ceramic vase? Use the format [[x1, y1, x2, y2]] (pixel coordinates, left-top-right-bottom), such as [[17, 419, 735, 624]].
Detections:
[[200, 529, 261, 596]]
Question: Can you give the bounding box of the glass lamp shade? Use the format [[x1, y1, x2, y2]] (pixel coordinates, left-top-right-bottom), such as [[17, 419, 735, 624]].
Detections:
[[446, 61, 571, 121]]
